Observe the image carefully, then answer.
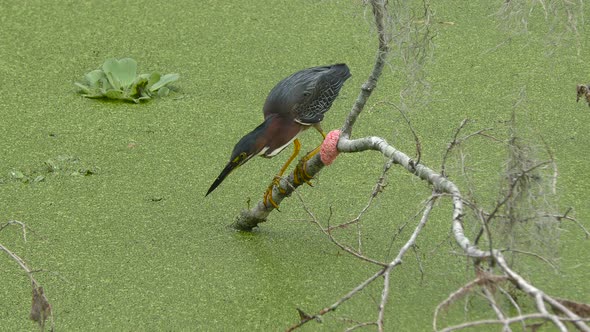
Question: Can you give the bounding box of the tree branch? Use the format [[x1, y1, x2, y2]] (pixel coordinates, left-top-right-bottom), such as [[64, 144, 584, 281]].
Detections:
[[1, 221, 53, 331]]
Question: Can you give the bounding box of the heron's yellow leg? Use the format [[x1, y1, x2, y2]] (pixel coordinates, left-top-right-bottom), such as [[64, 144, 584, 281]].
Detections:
[[294, 125, 327, 185], [278, 138, 301, 178], [263, 139, 301, 209]]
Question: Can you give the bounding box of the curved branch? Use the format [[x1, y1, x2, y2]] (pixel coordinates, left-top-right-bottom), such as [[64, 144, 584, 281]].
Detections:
[[341, 0, 390, 138]]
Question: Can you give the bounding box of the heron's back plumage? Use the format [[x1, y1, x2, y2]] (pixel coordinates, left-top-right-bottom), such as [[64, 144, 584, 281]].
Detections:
[[263, 64, 351, 124]]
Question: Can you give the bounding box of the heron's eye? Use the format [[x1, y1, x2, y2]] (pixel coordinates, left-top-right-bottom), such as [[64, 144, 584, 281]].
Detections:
[[232, 152, 248, 164]]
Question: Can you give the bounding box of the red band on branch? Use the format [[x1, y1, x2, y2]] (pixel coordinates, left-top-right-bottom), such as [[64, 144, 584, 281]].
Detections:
[[320, 130, 341, 166]]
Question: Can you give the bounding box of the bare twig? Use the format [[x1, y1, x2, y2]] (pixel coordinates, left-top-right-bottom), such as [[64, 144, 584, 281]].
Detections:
[[289, 192, 437, 331], [474, 160, 552, 246], [291, 184, 387, 267], [368, 100, 422, 166], [0, 220, 28, 242], [504, 248, 559, 272], [1, 222, 54, 331], [548, 207, 590, 239], [497, 286, 526, 331], [285, 268, 387, 331], [341, 0, 390, 139], [441, 119, 469, 177], [344, 321, 378, 331], [434, 272, 509, 330], [481, 287, 511, 332], [438, 313, 571, 332]]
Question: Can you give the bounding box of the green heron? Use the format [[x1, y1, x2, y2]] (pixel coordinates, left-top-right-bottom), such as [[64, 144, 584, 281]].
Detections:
[[206, 63, 351, 207]]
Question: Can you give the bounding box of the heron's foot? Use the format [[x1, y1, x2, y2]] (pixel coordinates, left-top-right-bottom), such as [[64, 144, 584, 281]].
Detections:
[[263, 177, 284, 209], [293, 158, 314, 186]]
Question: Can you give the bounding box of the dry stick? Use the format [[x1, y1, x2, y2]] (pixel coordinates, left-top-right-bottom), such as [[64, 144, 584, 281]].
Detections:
[[1, 221, 54, 331], [438, 313, 569, 332], [455, 183, 588, 329], [494, 253, 589, 331], [386, 205, 423, 254], [444, 121, 490, 203], [327, 157, 393, 254], [336, 136, 588, 330], [433, 274, 510, 330], [344, 321, 378, 332], [368, 100, 422, 165], [0, 220, 28, 241], [441, 119, 469, 177], [337, 134, 474, 254], [547, 207, 590, 239], [0, 242, 34, 277], [378, 271, 391, 331], [504, 248, 559, 272], [285, 268, 387, 332], [376, 194, 436, 331], [411, 244, 425, 282], [397, 106, 422, 167], [292, 184, 387, 267], [287, 193, 437, 331], [0, 242, 54, 331], [497, 285, 526, 331], [481, 287, 511, 332], [341, 0, 390, 139], [474, 160, 552, 247], [440, 118, 495, 178]]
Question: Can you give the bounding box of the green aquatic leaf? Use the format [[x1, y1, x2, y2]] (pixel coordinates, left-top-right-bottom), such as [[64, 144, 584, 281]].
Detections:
[[157, 86, 170, 97], [75, 58, 179, 102], [104, 89, 125, 100], [85, 69, 106, 88], [102, 58, 137, 89], [149, 73, 179, 92], [146, 72, 161, 89], [74, 82, 92, 94], [129, 75, 149, 97]]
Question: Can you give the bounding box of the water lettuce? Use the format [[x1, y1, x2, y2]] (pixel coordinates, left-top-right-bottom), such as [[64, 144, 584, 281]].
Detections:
[[75, 58, 179, 103]]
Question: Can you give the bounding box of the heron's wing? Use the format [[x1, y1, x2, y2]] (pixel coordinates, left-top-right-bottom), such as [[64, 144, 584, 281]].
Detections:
[[263, 64, 351, 124], [293, 64, 351, 125]]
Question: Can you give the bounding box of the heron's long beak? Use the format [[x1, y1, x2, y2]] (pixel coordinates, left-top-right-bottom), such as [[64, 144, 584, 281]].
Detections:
[[206, 161, 240, 196], [206, 152, 253, 196]]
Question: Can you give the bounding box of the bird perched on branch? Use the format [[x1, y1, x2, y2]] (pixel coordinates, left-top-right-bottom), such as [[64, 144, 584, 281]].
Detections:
[[206, 64, 351, 207], [577, 84, 590, 107]]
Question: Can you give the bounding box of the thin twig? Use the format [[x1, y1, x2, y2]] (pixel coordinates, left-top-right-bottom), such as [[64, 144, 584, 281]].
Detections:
[[481, 287, 512, 332], [441, 119, 469, 177], [547, 207, 590, 239], [285, 268, 387, 331], [503, 248, 559, 272], [0, 220, 28, 242], [497, 286, 526, 332], [1, 220, 54, 331], [290, 183, 387, 267]]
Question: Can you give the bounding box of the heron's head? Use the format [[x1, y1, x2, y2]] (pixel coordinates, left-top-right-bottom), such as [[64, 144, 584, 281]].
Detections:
[[205, 128, 264, 196]]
